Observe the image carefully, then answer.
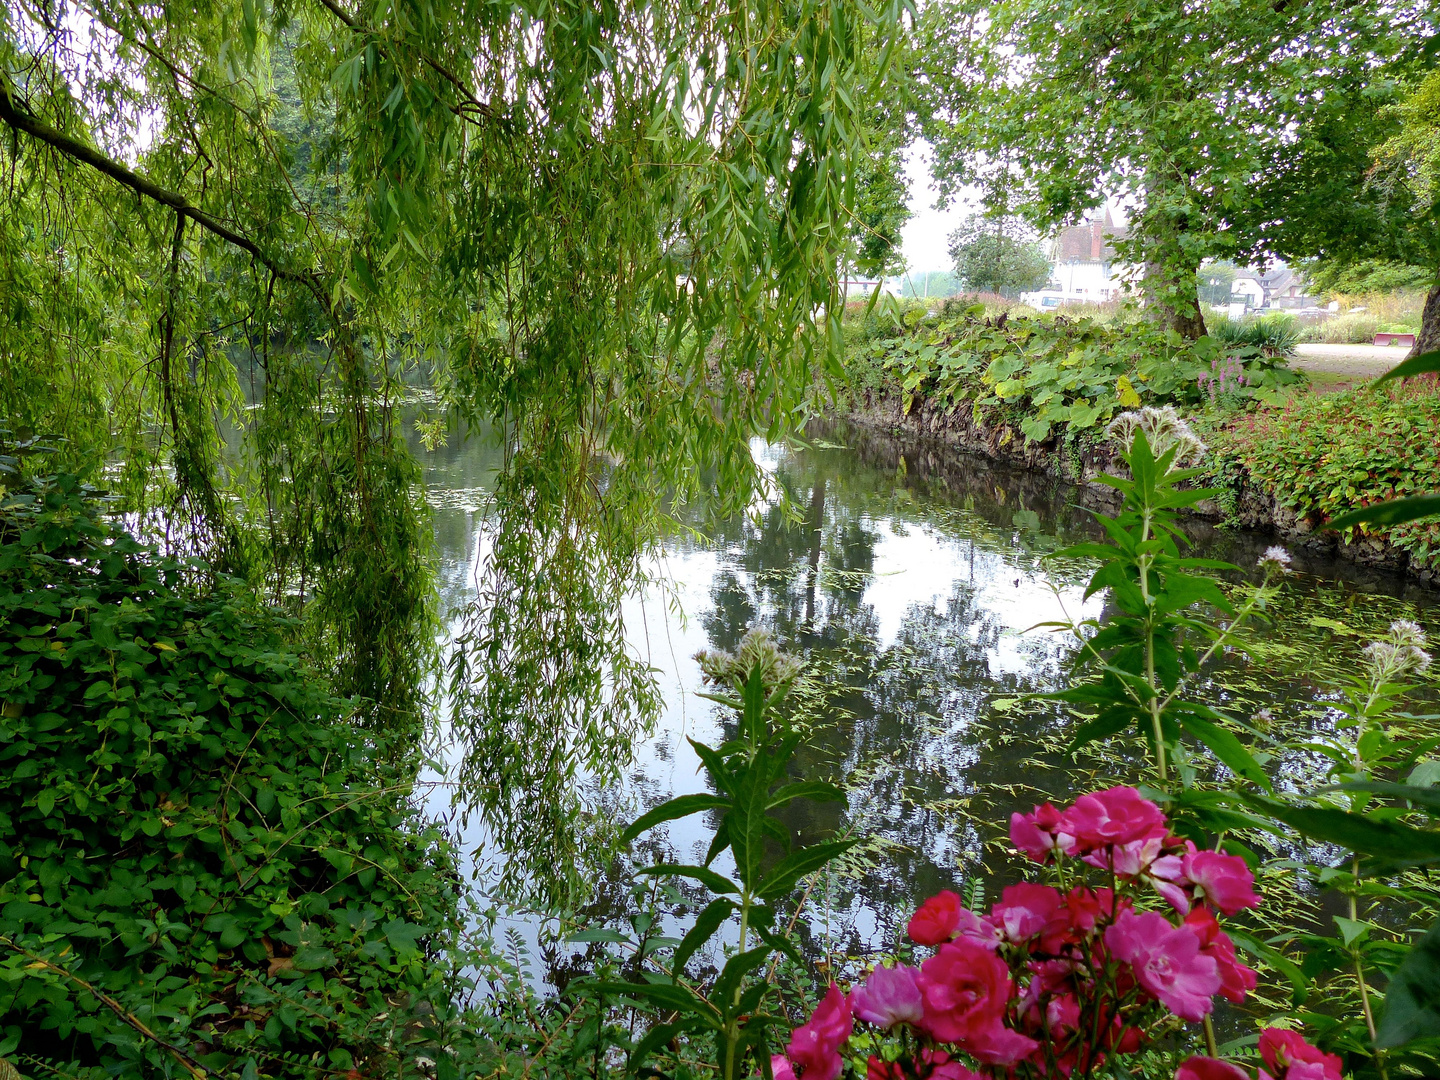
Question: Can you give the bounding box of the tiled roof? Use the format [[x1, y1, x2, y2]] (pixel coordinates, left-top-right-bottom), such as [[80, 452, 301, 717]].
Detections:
[[1055, 211, 1127, 263]]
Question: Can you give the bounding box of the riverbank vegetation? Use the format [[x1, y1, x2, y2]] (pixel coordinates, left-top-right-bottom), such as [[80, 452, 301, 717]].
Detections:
[[4, 0, 1440, 1069], [836, 303, 1440, 574]]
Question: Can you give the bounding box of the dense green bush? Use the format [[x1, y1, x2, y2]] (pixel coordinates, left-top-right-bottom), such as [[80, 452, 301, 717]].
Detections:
[[1206, 311, 1301, 356], [1209, 380, 1440, 568], [0, 476, 486, 1077], [1304, 312, 1383, 344], [842, 308, 1295, 444]]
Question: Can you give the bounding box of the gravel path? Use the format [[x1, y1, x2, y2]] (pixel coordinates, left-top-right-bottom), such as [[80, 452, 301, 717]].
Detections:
[[1289, 342, 1413, 379]]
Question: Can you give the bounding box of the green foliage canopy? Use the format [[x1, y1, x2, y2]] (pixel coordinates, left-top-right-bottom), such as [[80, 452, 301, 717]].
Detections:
[[915, 0, 1433, 337], [946, 212, 1050, 298], [0, 476, 472, 1076], [0, 0, 908, 894]]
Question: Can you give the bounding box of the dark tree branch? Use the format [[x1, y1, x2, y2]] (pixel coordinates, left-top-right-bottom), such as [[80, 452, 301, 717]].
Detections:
[[0, 74, 331, 312], [310, 0, 497, 121]]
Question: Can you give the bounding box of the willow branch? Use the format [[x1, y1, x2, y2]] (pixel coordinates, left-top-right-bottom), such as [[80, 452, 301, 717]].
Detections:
[[1, 937, 212, 1080], [0, 75, 332, 314], [310, 0, 497, 122]]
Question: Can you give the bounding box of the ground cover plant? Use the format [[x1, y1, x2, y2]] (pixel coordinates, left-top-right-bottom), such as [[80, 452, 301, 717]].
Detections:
[[0, 475, 504, 1078], [1206, 378, 1440, 570], [840, 306, 1298, 446]]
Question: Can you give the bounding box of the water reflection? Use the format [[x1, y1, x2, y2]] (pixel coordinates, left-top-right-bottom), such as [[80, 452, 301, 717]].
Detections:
[[409, 418, 1437, 982]]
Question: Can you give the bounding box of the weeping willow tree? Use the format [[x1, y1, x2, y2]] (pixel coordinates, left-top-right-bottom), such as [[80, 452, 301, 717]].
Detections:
[[0, 0, 908, 895]]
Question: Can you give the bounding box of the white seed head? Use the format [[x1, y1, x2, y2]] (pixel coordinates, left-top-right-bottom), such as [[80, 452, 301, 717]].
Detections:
[[695, 627, 803, 688], [1390, 619, 1428, 651], [1258, 546, 1293, 574], [1107, 406, 1207, 466], [1363, 622, 1434, 681]]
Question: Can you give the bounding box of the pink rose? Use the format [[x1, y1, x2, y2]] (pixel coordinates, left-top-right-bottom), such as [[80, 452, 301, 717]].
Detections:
[[1010, 802, 1075, 862], [954, 906, 1003, 951], [908, 891, 963, 946], [1184, 908, 1257, 1003], [1062, 787, 1169, 851], [1041, 885, 1128, 952], [867, 1051, 981, 1080], [1258, 1029, 1341, 1080], [787, 984, 852, 1080], [917, 940, 1039, 1064], [925, 1055, 983, 1080], [989, 883, 1063, 944], [1176, 1057, 1250, 1080], [850, 963, 923, 1029], [1182, 850, 1259, 916], [1104, 910, 1220, 1021], [1085, 835, 1167, 877], [1044, 992, 1081, 1035]]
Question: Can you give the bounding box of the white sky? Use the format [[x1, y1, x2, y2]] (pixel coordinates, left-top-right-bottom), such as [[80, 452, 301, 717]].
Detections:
[[896, 140, 979, 277], [893, 140, 1128, 278]]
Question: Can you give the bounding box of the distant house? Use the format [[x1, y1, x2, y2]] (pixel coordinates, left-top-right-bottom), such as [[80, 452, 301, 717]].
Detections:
[[843, 277, 901, 299], [1258, 264, 1315, 309], [1230, 271, 1265, 309], [1020, 210, 1130, 308]]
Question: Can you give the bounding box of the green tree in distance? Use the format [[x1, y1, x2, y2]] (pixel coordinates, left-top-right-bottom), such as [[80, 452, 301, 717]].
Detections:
[[947, 211, 1050, 298], [1197, 262, 1239, 308], [0, 0, 908, 897], [915, 0, 1431, 339], [1251, 61, 1440, 358]]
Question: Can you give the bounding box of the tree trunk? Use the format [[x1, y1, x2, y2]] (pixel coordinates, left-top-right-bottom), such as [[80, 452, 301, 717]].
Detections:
[[1407, 282, 1440, 360], [1143, 256, 1207, 340], [1137, 174, 1207, 340]]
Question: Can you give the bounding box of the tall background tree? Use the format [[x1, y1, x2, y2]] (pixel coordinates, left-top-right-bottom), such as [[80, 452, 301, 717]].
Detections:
[[915, 0, 1431, 338], [1248, 58, 1440, 359], [947, 211, 1050, 298], [0, 0, 907, 896]]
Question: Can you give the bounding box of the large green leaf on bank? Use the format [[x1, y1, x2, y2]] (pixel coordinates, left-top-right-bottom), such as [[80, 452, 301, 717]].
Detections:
[[671, 898, 736, 974], [1378, 918, 1440, 1048], [1327, 495, 1440, 531], [1175, 711, 1271, 790], [1375, 349, 1440, 384], [630, 1019, 696, 1073], [755, 839, 857, 899], [592, 980, 722, 1029], [635, 864, 739, 895], [1334, 781, 1440, 816], [766, 781, 845, 810]]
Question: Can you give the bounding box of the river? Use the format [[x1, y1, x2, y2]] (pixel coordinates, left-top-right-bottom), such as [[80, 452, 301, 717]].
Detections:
[[410, 418, 1437, 986]]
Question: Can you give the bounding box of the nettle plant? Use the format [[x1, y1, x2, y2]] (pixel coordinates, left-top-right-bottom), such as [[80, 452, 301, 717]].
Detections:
[[765, 786, 1340, 1080], [1044, 406, 1288, 796], [598, 629, 855, 1080]]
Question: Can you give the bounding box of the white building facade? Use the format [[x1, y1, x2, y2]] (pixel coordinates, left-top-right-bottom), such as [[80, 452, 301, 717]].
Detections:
[[1020, 211, 1130, 309]]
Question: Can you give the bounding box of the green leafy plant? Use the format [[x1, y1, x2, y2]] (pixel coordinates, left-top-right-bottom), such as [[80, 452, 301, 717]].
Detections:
[[1238, 622, 1440, 1074], [1041, 408, 1284, 793], [843, 308, 1300, 446], [1211, 369, 1440, 569], [1206, 312, 1302, 358], [0, 474, 493, 1077], [592, 629, 854, 1080]]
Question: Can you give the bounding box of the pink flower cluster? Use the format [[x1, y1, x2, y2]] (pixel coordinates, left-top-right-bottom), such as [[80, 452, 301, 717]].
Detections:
[[768, 788, 1304, 1080], [1178, 1028, 1343, 1080], [1198, 356, 1248, 404]]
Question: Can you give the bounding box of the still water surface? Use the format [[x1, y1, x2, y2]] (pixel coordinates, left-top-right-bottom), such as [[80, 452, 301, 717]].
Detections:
[[412, 420, 1437, 980]]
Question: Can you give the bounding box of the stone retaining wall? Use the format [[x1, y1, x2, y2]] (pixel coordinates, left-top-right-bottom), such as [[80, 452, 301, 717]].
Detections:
[[839, 387, 1430, 583]]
